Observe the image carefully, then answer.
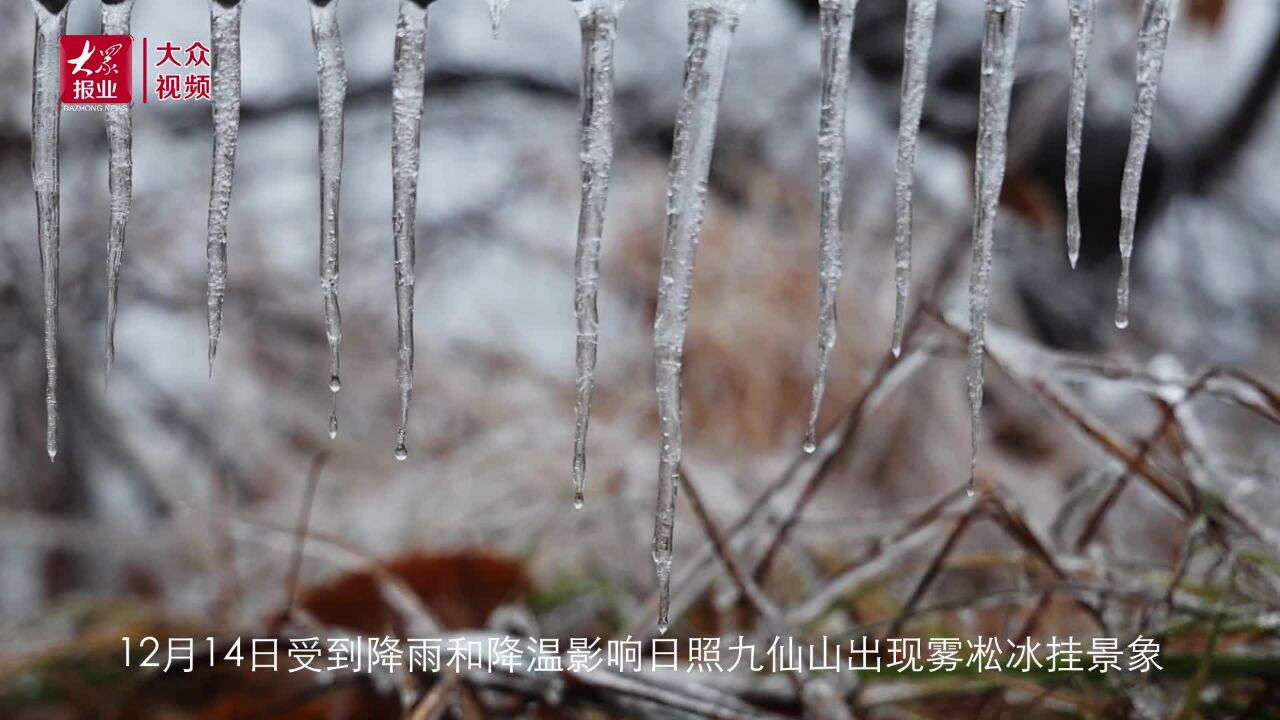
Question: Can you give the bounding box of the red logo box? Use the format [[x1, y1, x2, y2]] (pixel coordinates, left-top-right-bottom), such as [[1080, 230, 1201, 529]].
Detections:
[[60, 35, 132, 104]]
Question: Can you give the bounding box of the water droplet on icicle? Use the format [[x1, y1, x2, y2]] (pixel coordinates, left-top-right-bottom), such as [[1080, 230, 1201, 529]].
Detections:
[[1116, 0, 1175, 328], [805, 0, 856, 457], [311, 0, 348, 433], [651, 0, 749, 635], [967, 0, 1023, 493]]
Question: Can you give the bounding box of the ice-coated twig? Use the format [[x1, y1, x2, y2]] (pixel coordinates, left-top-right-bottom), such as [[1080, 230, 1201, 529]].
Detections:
[[652, 0, 749, 634], [206, 0, 245, 372], [103, 0, 134, 382], [310, 0, 347, 438], [1116, 0, 1175, 329], [568, 0, 624, 508], [30, 0, 71, 460], [1064, 0, 1095, 269], [391, 0, 430, 461], [967, 0, 1023, 496], [802, 0, 856, 455], [889, 0, 937, 357]]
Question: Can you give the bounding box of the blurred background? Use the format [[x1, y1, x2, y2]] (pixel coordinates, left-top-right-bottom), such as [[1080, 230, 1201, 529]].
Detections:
[[4, 0, 1280, 716]]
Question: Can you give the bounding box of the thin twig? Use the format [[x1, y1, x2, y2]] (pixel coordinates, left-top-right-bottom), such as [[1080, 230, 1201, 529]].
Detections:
[[885, 504, 982, 639], [984, 485, 1108, 633], [280, 451, 329, 629], [924, 306, 1194, 518], [1075, 370, 1215, 550], [785, 486, 969, 625], [751, 311, 928, 586], [680, 468, 805, 696], [844, 580, 1220, 640], [680, 467, 784, 628]]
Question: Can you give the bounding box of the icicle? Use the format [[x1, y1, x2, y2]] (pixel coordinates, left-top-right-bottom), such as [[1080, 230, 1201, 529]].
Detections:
[[967, 0, 1023, 497], [103, 0, 134, 382], [310, 0, 347, 438], [568, 0, 624, 508], [486, 0, 511, 38], [30, 0, 71, 460], [1064, 0, 1095, 269], [889, 0, 937, 357], [652, 0, 748, 634], [1116, 0, 1174, 329], [802, 0, 856, 455], [206, 0, 244, 372], [391, 0, 430, 462]]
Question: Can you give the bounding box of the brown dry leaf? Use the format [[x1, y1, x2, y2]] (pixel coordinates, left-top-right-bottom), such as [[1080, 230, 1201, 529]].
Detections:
[[299, 550, 534, 634], [999, 171, 1059, 231], [1186, 0, 1227, 30], [192, 675, 398, 720], [1128, 0, 1226, 30]]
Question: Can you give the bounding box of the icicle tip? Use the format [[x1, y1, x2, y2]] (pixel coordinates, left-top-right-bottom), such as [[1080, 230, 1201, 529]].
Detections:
[[486, 0, 507, 40], [801, 433, 817, 455]]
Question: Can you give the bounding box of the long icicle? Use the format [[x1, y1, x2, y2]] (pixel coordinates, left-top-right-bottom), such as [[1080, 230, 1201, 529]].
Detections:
[[802, 0, 856, 455], [569, 0, 624, 508], [1064, 0, 1095, 269], [967, 0, 1023, 496], [889, 0, 937, 357], [30, 0, 71, 460], [103, 0, 134, 382], [391, 0, 430, 462], [653, 0, 748, 634], [1116, 0, 1175, 329], [310, 0, 347, 439], [206, 0, 244, 372]]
